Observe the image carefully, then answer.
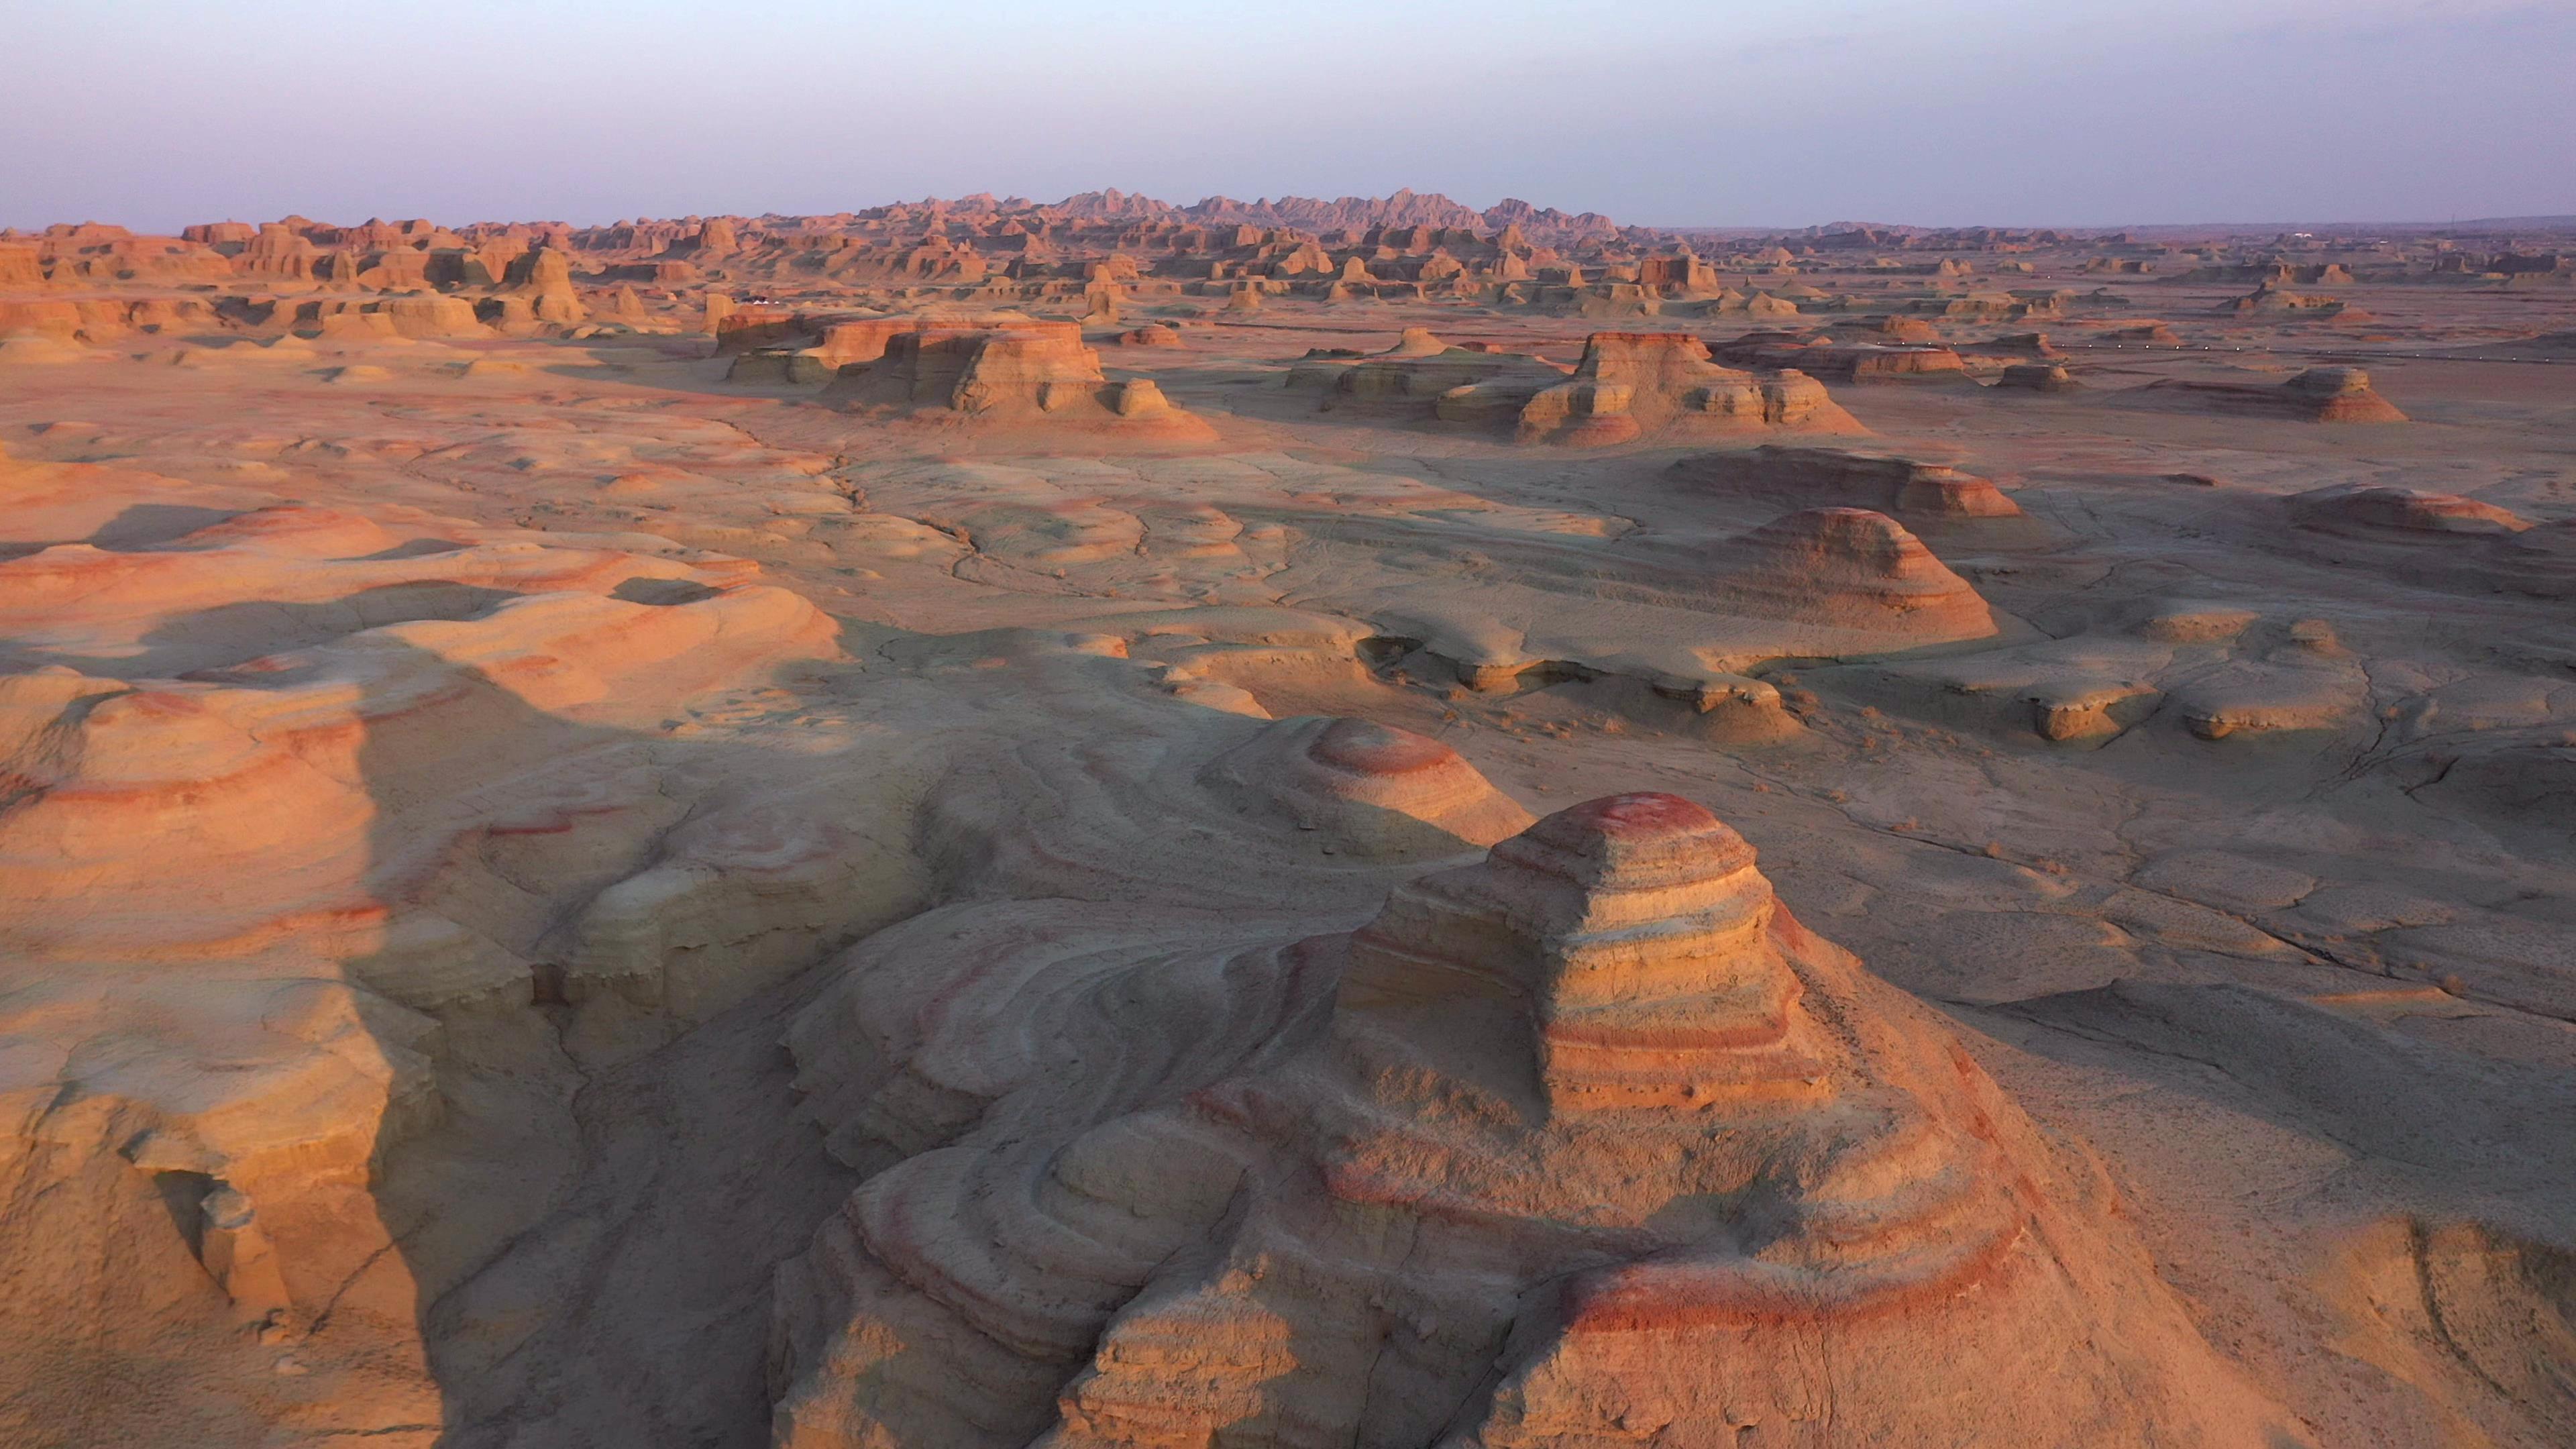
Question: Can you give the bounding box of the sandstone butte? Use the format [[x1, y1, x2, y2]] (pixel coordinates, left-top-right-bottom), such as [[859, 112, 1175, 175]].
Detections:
[[1, 191, 2574, 1449]]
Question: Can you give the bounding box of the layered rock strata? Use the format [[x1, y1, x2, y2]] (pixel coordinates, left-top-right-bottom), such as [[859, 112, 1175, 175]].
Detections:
[[1440, 333, 1858, 444], [818, 317, 1210, 436], [1668, 444, 2022, 521], [2123, 366, 2407, 423], [770, 791, 2297, 1447]]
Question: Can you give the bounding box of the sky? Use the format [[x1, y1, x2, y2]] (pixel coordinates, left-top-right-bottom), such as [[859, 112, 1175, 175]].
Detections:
[[3, 0, 2569, 232]]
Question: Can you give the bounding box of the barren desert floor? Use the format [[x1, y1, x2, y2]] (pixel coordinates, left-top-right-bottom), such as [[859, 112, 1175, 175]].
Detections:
[[3, 206, 2575, 1448]]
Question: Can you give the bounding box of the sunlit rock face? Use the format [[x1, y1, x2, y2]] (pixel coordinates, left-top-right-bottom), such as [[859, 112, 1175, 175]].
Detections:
[[769, 793, 2298, 1449], [818, 317, 1213, 437]]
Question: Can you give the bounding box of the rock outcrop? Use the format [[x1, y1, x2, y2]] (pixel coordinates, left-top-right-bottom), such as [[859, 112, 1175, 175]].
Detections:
[[1696, 507, 1998, 637], [770, 792, 2300, 1448], [2267, 484, 2575, 598], [1715, 331, 1970, 383], [1669, 444, 2023, 521], [2122, 367, 2406, 423], [818, 317, 1212, 437], [2288, 484, 2529, 539], [729, 317, 922, 384], [1996, 362, 2080, 391], [1285, 328, 1562, 409], [499, 245, 587, 327], [1440, 333, 1860, 445]]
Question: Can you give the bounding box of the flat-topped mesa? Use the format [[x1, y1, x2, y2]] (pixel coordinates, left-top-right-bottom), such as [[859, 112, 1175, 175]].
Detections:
[[1670, 443, 2023, 520], [1338, 793, 1805, 1116], [1450, 331, 1860, 445], [818, 316, 1210, 435]]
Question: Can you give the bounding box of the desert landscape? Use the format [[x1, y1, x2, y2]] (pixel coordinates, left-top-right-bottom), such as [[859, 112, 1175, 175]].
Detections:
[[3, 182, 2575, 1448]]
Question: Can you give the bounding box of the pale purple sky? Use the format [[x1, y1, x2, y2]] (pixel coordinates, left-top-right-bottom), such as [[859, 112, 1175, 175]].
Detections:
[[3, 0, 2568, 232]]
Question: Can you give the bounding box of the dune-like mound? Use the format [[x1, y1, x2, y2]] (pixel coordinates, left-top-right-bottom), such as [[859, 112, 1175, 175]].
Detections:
[[1832, 313, 1945, 343], [0, 333, 87, 365], [1713, 330, 1970, 384], [1981, 331, 2065, 358], [2492, 518, 2576, 598], [1199, 715, 1539, 854], [771, 792, 2298, 1447], [2287, 483, 2530, 537], [2122, 366, 2406, 423], [2226, 283, 2370, 322], [0, 503, 775, 674], [2099, 321, 2184, 345], [922, 711, 1534, 914], [2267, 484, 2576, 600], [1286, 329, 1566, 410], [285, 295, 491, 340], [1669, 443, 2023, 521], [817, 317, 1212, 437], [1312, 504, 2010, 707], [1441, 332, 1860, 445], [1996, 361, 2080, 391], [1699, 506, 1998, 637], [0, 511, 839, 966]]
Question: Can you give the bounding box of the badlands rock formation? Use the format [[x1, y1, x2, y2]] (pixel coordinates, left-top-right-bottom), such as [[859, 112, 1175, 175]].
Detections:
[[4, 193, 2575, 1449], [1667, 444, 2024, 523], [1438, 332, 1858, 443], [770, 791, 2296, 1448], [817, 316, 1209, 437], [2120, 366, 2410, 422]]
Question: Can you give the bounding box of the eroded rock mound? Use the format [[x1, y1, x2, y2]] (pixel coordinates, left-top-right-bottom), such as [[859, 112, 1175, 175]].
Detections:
[[818, 317, 1212, 437], [1669, 444, 2023, 521], [729, 316, 929, 383], [1445, 332, 1860, 445], [1286, 329, 1566, 411], [1996, 361, 2080, 391], [2123, 366, 2407, 423], [920, 710, 1534, 914], [2288, 483, 2530, 538], [1700, 507, 1999, 637], [1715, 330, 1970, 384], [771, 793, 2298, 1448], [2271, 484, 2573, 599]]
